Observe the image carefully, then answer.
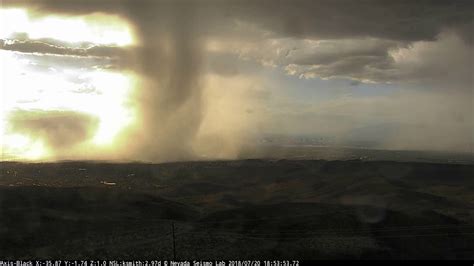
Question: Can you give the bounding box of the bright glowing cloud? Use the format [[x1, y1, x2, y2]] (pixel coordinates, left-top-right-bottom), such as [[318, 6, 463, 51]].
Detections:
[[0, 133, 49, 160], [0, 7, 136, 160], [1, 47, 135, 160], [0, 8, 134, 46]]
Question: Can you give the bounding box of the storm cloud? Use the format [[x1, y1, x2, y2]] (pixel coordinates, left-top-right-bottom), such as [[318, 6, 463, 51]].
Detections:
[[2, 0, 473, 159], [7, 110, 99, 149]]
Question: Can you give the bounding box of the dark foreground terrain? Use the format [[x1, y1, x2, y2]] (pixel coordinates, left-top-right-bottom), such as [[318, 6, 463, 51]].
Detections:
[[0, 159, 473, 259]]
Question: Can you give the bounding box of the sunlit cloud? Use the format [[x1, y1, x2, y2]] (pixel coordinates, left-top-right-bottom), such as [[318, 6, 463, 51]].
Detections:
[[0, 8, 134, 46], [1, 51, 135, 160], [0, 7, 136, 160], [1, 134, 49, 160]]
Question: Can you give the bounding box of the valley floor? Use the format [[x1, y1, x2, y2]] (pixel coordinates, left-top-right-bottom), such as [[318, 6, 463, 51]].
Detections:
[[0, 159, 473, 259]]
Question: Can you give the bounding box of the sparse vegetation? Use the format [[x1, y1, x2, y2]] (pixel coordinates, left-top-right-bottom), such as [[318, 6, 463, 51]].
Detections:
[[0, 159, 473, 259]]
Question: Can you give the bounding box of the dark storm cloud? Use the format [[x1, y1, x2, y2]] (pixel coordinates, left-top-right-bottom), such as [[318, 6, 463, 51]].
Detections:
[[251, 0, 472, 42], [239, 38, 404, 82], [8, 110, 99, 149], [4, 0, 472, 79], [3, 0, 472, 159], [4, 0, 472, 41], [290, 40, 399, 66]]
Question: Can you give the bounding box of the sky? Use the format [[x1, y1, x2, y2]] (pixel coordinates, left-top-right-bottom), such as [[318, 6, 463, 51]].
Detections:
[[0, 0, 473, 162]]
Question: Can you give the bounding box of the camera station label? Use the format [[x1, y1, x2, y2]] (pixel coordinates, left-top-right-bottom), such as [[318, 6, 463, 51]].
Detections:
[[0, 261, 299, 266]]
